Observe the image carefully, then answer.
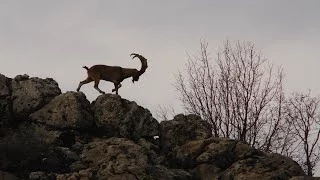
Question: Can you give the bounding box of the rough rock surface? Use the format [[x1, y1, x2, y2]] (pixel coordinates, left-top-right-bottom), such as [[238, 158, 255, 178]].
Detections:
[[289, 177, 320, 180], [11, 74, 61, 120], [0, 123, 61, 175], [78, 137, 148, 179], [146, 165, 192, 180], [0, 74, 10, 97], [30, 92, 93, 129], [92, 94, 159, 140], [0, 74, 312, 180], [160, 114, 212, 153], [0, 74, 12, 137], [169, 138, 305, 180], [221, 153, 306, 180]]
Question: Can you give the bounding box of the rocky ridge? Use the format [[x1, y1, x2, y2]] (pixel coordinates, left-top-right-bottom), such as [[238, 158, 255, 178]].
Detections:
[[0, 74, 314, 180]]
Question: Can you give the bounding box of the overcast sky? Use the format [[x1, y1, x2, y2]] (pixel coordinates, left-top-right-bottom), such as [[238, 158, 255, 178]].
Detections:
[[1, 0, 320, 115]]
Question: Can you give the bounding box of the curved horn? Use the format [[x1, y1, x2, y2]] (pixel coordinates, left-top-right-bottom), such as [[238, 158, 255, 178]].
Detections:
[[130, 53, 148, 76], [130, 53, 140, 59]]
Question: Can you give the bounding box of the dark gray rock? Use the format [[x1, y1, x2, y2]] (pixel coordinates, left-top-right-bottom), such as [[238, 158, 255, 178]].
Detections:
[[0, 171, 19, 180], [0, 74, 12, 137], [290, 176, 320, 180], [221, 153, 305, 180], [0, 123, 61, 174], [147, 165, 193, 180], [92, 94, 159, 140], [193, 163, 222, 180], [29, 92, 93, 129], [138, 138, 159, 164], [0, 74, 10, 97], [11, 75, 61, 120], [160, 114, 212, 153], [29, 171, 55, 180], [169, 138, 305, 180], [55, 169, 93, 180]]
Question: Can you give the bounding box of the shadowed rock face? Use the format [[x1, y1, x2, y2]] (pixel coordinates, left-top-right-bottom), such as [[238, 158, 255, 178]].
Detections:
[[0, 74, 10, 97], [0, 74, 12, 137], [0, 74, 308, 180]]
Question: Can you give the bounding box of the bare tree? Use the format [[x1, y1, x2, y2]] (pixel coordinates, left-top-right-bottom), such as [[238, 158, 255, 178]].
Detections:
[[174, 40, 320, 175], [175, 40, 284, 146], [175, 41, 218, 135], [154, 105, 176, 121], [285, 91, 320, 176]]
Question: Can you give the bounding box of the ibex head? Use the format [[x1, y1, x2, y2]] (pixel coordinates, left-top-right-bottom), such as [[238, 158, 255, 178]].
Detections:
[[130, 53, 148, 83]]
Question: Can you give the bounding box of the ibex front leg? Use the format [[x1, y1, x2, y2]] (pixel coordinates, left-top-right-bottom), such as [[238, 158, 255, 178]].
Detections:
[[77, 77, 93, 92], [94, 78, 105, 94]]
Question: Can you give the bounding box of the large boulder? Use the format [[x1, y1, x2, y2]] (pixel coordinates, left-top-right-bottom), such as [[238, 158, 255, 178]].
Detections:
[[221, 153, 306, 180], [169, 138, 239, 169], [76, 137, 148, 180], [11, 74, 61, 120], [169, 138, 305, 180], [29, 92, 93, 130], [160, 114, 212, 153], [92, 94, 159, 140]]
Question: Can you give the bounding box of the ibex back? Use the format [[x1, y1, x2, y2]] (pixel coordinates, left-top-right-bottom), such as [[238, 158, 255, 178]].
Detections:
[[76, 53, 148, 95]]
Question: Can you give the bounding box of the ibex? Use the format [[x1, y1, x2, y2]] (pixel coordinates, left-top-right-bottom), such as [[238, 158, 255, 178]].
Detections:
[[76, 53, 148, 95]]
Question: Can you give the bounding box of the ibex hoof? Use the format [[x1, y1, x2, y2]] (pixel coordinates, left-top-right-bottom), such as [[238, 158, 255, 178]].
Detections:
[[112, 89, 115, 92], [101, 92, 105, 94]]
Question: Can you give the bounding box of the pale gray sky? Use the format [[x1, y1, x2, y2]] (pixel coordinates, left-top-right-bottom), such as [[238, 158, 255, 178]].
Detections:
[[1, 0, 320, 117]]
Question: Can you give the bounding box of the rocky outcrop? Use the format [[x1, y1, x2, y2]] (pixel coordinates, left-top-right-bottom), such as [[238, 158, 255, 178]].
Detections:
[[221, 153, 306, 180], [29, 92, 93, 130], [0, 74, 311, 179], [160, 114, 212, 153], [168, 138, 304, 179], [77, 137, 148, 179], [11, 74, 61, 120], [92, 94, 159, 140]]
